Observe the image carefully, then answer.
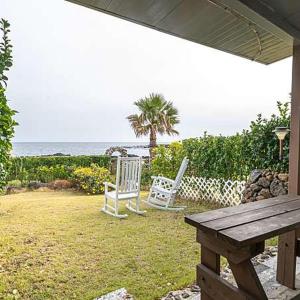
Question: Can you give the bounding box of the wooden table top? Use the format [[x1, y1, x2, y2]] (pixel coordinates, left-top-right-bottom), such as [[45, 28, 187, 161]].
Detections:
[[185, 195, 300, 247]]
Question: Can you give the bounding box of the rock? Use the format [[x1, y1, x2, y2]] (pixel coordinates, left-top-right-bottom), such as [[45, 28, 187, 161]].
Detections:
[[190, 285, 200, 293], [181, 292, 190, 298], [174, 295, 181, 300], [259, 188, 272, 199], [249, 169, 263, 183], [6, 186, 27, 194], [270, 179, 287, 197], [250, 183, 262, 193], [243, 169, 288, 203], [48, 180, 74, 190], [278, 173, 288, 182], [257, 177, 270, 188], [27, 181, 48, 190]]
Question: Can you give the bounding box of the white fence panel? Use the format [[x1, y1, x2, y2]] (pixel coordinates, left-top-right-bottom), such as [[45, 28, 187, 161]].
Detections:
[[178, 176, 246, 206]]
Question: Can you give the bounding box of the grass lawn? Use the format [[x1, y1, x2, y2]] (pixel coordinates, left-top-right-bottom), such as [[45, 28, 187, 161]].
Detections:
[[0, 191, 218, 300]]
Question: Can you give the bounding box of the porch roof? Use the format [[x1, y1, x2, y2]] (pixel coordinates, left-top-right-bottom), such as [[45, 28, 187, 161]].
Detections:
[[66, 0, 300, 65]]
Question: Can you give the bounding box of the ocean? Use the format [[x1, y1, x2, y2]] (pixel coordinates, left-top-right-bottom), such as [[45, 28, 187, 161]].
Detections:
[[12, 142, 150, 157]]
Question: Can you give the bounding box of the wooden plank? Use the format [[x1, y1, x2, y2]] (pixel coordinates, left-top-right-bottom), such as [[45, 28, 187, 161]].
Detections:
[[197, 264, 255, 300], [229, 259, 267, 299], [287, 39, 300, 195], [275, 38, 300, 293], [185, 195, 296, 228], [201, 199, 300, 233], [219, 208, 300, 246], [277, 231, 297, 289], [296, 238, 300, 257], [197, 229, 264, 263], [200, 246, 220, 300]]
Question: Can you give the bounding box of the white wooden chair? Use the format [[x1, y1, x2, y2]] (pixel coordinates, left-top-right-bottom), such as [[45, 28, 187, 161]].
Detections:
[[101, 156, 145, 218], [144, 157, 189, 211]]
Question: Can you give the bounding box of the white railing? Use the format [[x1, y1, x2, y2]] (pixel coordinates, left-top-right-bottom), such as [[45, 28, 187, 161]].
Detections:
[[178, 176, 246, 206]]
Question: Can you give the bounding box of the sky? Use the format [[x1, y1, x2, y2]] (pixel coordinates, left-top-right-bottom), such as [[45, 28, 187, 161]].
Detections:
[[1, 0, 293, 143]]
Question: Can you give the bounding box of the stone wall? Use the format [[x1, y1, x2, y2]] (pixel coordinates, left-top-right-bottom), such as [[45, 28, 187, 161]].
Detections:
[[242, 169, 288, 203]]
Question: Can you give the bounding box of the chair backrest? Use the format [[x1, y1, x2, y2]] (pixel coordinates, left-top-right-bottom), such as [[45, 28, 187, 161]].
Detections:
[[174, 157, 189, 189], [115, 157, 142, 194]]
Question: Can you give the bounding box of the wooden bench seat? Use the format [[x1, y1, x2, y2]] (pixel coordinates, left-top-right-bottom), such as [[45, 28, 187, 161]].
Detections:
[[185, 195, 300, 300]]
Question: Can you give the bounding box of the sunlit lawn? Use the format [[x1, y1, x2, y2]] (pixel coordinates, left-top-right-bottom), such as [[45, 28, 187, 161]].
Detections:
[[0, 191, 219, 300]]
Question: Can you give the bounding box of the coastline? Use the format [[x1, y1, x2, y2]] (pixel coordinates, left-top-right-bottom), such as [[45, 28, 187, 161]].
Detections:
[[11, 142, 168, 157]]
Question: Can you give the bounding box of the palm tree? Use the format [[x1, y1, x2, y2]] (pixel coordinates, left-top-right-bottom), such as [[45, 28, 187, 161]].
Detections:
[[127, 93, 179, 158]]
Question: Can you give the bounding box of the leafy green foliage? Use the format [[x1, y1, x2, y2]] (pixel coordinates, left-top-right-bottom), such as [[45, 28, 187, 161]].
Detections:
[[0, 19, 17, 190], [73, 164, 112, 194], [35, 165, 72, 183], [7, 155, 111, 183], [152, 102, 290, 180], [127, 93, 179, 157], [151, 142, 185, 179]]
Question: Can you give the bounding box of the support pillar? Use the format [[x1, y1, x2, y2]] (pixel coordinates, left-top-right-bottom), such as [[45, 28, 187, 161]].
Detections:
[[277, 43, 300, 289]]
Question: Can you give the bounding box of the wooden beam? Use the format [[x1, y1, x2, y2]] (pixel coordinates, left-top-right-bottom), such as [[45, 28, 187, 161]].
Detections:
[[229, 259, 267, 299], [289, 44, 300, 195], [200, 246, 220, 300], [197, 264, 256, 300], [197, 229, 264, 264], [277, 44, 300, 290], [277, 231, 297, 289]]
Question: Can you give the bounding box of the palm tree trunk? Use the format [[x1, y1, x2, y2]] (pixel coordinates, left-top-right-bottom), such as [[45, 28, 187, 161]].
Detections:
[[149, 129, 157, 159]]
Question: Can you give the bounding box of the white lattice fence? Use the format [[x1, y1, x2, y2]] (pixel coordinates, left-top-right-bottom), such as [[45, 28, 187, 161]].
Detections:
[[178, 176, 246, 206]]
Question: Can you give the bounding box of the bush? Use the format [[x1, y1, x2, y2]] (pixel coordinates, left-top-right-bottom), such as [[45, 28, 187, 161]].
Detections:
[[0, 19, 18, 190], [73, 164, 112, 194], [151, 102, 290, 181], [35, 165, 72, 183], [8, 155, 111, 182], [151, 142, 185, 179], [7, 179, 22, 188]]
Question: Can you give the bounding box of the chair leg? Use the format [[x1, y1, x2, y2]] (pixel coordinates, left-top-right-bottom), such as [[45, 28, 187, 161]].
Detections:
[[104, 195, 108, 210], [101, 197, 128, 218], [126, 196, 146, 215]]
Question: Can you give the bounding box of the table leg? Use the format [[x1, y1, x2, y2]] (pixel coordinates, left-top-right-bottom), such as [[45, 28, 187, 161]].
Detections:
[[277, 231, 297, 289], [200, 245, 220, 300], [229, 259, 267, 300]]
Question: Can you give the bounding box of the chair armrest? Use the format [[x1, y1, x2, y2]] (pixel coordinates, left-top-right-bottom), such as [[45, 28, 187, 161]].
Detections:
[[152, 176, 175, 185], [104, 182, 116, 189]]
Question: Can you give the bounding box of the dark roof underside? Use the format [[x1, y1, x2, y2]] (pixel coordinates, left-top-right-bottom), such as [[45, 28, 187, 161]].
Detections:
[[65, 0, 300, 65]]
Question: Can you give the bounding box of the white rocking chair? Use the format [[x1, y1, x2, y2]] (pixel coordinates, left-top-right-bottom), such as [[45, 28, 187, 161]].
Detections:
[[144, 157, 189, 211], [101, 156, 145, 218]]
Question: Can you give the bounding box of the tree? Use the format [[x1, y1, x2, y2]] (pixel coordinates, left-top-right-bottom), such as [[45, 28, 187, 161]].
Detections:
[[127, 93, 179, 158], [0, 19, 17, 190]]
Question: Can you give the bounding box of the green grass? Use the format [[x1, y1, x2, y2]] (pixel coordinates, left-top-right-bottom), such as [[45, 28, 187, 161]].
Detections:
[[0, 191, 218, 300]]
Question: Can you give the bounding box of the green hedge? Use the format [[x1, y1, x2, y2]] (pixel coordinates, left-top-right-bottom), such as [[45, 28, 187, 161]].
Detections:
[[152, 102, 290, 181], [8, 155, 111, 182]]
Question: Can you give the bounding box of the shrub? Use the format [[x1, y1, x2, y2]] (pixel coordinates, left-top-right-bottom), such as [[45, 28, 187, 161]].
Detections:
[[151, 142, 185, 179], [35, 165, 72, 183], [151, 102, 290, 181], [7, 179, 22, 188], [73, 164, 112, 194], [0, 19, 18, 190], [8, 155, 111, 182]]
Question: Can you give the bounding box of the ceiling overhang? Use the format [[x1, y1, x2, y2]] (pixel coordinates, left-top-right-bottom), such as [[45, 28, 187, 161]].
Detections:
[[65, 0, 300, 64]]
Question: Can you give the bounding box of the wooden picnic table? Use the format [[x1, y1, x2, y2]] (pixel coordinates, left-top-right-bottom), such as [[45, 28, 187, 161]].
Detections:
[[185, 195, 300, 300]]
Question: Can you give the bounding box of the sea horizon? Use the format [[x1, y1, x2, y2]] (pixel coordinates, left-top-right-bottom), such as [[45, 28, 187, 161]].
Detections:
[[12, 141, 169, 157]]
